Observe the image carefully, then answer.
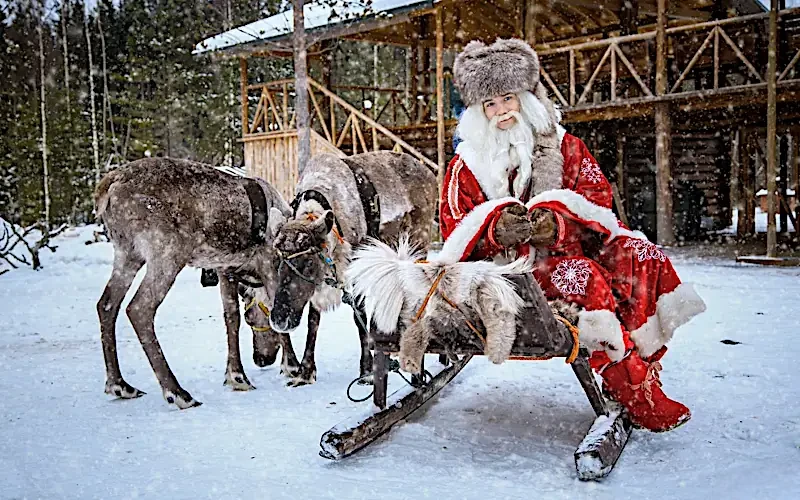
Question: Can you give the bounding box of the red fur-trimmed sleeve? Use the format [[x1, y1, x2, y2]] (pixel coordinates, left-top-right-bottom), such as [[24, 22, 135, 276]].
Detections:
[[560, 134, 613, 210], [438, 155, 518, 262]]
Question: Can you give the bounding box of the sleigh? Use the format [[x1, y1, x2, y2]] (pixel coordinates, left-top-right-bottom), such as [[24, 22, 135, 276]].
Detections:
[[319, 273, 632, 481]]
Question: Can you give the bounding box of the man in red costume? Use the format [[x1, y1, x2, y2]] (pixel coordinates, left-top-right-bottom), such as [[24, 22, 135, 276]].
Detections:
[[439, 38, 706, 432]]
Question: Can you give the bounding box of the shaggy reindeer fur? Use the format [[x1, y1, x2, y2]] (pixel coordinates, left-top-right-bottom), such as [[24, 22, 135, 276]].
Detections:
[[347, 237, 531, 372], [269, 152, 437, 386], [95, 158, 291, 409]]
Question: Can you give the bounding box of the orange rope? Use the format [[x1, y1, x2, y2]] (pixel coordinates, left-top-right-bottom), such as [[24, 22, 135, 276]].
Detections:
[[306, 212, 345, 244], [439, 292, 486, 347], [413, 269, 446, 322]]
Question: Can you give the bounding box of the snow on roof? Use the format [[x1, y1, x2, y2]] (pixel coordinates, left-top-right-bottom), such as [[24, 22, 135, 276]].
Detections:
[[756, 188, 796, 196], [194, 0, 431, 55]]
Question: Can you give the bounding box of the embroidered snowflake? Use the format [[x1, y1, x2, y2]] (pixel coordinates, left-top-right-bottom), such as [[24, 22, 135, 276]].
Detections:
[[551, 259, 592, 296], [624, 238, 666, 263], [580, 157, 603, 184]]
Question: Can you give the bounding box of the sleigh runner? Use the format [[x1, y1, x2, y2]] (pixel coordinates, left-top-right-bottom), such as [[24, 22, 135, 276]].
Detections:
[[319, 242, 633, 480]]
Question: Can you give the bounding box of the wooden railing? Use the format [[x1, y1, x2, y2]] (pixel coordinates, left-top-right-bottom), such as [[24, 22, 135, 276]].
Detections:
[[243, 78, 438, 171], [537, 8, 800, 111]]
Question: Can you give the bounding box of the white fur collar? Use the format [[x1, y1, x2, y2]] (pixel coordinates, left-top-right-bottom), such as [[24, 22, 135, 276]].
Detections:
[[456, 126, 567, 201]]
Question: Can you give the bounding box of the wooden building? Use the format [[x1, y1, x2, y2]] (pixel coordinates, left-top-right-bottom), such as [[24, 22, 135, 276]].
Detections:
[[195, 0, 800, 245]]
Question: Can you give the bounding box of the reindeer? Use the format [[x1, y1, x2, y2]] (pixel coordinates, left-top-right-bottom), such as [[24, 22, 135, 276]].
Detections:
[[95, 158, 291, 409], [266, 152, 437, 387]]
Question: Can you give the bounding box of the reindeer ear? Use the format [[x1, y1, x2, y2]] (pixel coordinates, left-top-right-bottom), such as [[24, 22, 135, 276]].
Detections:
[[311, 210, 335, 242], [323, 211, 335, 233], [268, 207, 287, 238]]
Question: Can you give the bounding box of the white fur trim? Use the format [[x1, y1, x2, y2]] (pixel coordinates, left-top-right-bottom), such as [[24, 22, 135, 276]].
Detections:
[[345, 236, 425, 334], [631, 282, 706, 358], [436, 197, 519, 264], [526, 189, 647, 241], [578, 309, 625, 362], [455, 141, 511, 199]]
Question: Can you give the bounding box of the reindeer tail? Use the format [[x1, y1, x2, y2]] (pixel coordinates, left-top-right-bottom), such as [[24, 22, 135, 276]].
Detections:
[[346, 235, 428, 334], [94, 169, 125, 219]]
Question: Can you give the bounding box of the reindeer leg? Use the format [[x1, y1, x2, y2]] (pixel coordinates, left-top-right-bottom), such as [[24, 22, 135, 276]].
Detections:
[[278, 332, 301, 379], [126, 258, 200, 409], [352, 303, 374, 385], [287, 305, 320, 387], [98, 248, 146, 400], [219, 273, 255, 391]]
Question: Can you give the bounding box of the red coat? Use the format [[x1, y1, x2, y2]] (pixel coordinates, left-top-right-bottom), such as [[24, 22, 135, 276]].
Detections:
[[437, 133, 706, 362]]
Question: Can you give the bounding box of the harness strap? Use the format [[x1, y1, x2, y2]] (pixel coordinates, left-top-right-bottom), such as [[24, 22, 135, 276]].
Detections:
[[241, 178, 268, 245], [290, 189, 344, 237], [341, 157, 381, 239]]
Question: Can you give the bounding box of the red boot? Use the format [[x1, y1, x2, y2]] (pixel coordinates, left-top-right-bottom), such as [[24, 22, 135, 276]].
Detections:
[[600, 350, 691, 432]]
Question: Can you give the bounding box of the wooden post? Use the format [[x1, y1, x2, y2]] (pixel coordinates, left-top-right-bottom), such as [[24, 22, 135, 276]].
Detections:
[[435, 8, 445, 184], [293, 0, 311, 175], [767, 0, 778, 256], [240, 58, 248, 137], [524, 0, 537, 46], [655, 0, 674, 245], [792, 132, 799, 237]]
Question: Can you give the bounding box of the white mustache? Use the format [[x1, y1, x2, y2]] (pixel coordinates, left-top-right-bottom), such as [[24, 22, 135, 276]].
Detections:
[[490, 111, 520, 127]]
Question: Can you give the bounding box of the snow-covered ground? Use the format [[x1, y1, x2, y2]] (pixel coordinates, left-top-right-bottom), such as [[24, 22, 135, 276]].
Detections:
[[1, 226, 798, 499]]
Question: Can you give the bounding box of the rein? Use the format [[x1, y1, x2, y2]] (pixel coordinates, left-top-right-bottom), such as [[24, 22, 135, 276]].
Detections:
[[276, 244, 343, 289], [243, 296, 272, 332]]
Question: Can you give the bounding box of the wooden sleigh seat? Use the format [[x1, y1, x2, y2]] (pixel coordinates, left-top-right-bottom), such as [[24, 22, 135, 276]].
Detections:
[[320, 274, 632, 480]]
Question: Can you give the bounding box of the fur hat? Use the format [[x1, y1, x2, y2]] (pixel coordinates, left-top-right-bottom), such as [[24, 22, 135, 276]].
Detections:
[[454, 38, 541, 107]]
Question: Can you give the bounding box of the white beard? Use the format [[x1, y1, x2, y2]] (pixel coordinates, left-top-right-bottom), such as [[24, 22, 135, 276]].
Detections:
[[456, 90, 565, 200]]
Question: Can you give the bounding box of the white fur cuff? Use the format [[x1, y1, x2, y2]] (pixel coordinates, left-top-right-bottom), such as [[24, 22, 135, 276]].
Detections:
[[630, 282, 706, 358], [577, 309, 625, 362]]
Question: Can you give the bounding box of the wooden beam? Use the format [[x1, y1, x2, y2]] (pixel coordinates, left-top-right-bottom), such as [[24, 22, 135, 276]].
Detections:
[[525, 0, 538, 46], [435, 7, 446, 187], [293, 0, 310, 175], [767, 0, 778, 256], [655, 0, 674, 245], [240, 57, 248, 137]]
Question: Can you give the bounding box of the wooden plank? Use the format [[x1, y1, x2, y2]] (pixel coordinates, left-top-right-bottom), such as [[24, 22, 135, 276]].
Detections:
[[611, 43, 617, 101], [714, 27, 720, 90], [319, 354, 473, 460], [570, 49, 576, 106], [574, 406, 633, 481]]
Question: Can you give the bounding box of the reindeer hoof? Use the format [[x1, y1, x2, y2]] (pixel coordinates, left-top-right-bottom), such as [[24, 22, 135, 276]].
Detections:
[[357, 373, 374, 386], [280, 365, 301, 379], [224, 371, 256, 391], [163, 389, 202, 409], [286, 366, 316, 387], [105, 379, 146, 399]]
